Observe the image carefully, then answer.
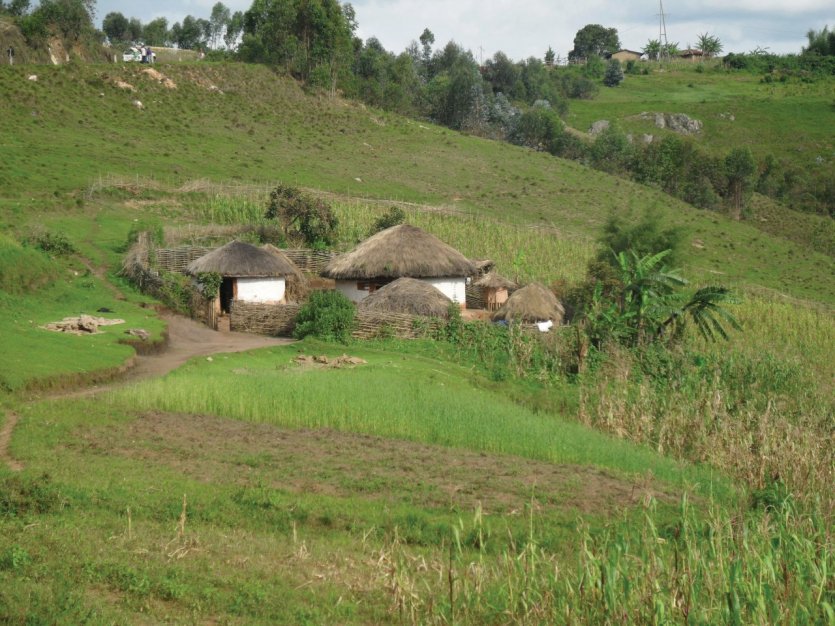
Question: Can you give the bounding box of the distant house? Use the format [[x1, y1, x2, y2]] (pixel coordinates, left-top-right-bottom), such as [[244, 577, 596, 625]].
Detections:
[[358, 277, 453, 318], [322, 224, 477, 306], [491, 282, 565, 331], [680, 49, 704, 62], [608, 49, 643, 63], [187, 241, 301, 314]]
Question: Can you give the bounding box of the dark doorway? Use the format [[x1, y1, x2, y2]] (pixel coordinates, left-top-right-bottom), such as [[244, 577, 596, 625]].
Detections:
[[220, 277, 236, 313]]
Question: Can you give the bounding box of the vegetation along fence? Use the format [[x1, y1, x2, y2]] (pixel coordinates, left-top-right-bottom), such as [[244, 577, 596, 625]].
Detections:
[[230, 301, 443, 340]]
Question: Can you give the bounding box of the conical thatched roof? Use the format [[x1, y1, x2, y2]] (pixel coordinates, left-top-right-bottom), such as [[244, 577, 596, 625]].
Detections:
[[358, 278, 453, 318], [322, 224, 477, 280], [491, 282, 565, 324], [186, 241, 296, 277], [475, 271, 516, 290]]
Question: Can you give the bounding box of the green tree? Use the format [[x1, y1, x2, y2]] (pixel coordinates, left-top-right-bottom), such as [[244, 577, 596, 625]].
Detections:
[[803, 25, 835, 56], [696, 32, 722, 58], [172, 15, 205, 49], [142, 17, 169, 46], [724, 147, 756, 219], [568, 24, 620, 61], [208, 1, 230, 49], [603, 58, 624, 86], [418, 27, 434, 76], [483, 51, 518, 95], [35, 0, 96, 41], [597, 209, 683, 267], [511, 102, 563, 151], [643, 38, 661, 61], [126, 16, 142, 41], [102, 11, 129, 42], [265, 184, 338, 248], [224, 10, 243, 49], [544, 46, 555, 66]]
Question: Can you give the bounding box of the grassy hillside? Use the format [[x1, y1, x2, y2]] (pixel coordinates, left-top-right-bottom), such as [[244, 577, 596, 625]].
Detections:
[[0, 62, 833, 303], [0, 60, 833, 623]]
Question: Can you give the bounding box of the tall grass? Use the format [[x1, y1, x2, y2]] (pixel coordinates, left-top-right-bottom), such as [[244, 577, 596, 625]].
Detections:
[[381, 496, 834, 624], [194, 194, 595, 284]]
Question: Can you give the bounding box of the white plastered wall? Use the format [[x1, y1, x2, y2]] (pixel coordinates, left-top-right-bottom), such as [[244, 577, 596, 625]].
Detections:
[[335, 280, 370, 303], [422, 278, 467, 305], [236, 277, 285, 304]]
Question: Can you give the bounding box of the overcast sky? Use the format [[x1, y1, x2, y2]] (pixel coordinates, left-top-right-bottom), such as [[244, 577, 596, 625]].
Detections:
[[97, 0, 834, 59]]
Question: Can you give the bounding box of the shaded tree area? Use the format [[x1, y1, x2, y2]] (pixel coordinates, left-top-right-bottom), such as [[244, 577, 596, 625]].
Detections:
[[8, 0, 100, 49]]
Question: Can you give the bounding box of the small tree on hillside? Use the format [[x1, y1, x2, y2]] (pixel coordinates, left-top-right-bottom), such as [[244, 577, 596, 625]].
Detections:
[[265, 184, 338, 249], [603, 59, 624, 86], [724, 147, 756, 220]]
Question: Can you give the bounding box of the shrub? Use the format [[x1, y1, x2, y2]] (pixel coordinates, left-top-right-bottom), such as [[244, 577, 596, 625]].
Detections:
[[369, 206, 406, 235], [25, 229, 76, 257], [603, 59, 624, 87], [265, 184, 338, 249], [293, 290, 355, 343]]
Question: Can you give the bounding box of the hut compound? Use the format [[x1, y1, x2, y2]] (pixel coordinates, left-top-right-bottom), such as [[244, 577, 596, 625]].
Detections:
[[322, 224, 477, 307], [492, 282, 565, 332]]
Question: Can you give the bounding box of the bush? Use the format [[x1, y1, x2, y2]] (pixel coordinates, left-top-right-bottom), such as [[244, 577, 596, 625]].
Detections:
[[369, 206, 406, 235], [265, 184, 338, 249], [293, 290, 356, 343], [603, 59, 624, 87], [596, 209, 684, 267], [25, 229, 76, 257]]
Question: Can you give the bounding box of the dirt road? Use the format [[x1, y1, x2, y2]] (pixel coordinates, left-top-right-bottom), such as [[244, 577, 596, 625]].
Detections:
[[0, 313, 292, 470]]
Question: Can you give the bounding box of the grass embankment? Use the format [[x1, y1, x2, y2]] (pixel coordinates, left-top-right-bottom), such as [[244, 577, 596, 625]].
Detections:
[[0, 62, 832, 302], [0, 211, 165, 392]]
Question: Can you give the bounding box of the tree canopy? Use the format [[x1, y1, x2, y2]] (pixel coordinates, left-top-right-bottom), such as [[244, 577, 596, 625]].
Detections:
[[569, 24, 620, 61]]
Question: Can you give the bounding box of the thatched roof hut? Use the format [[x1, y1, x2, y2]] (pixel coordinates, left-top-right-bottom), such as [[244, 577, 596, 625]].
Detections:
[[474, 271, 516, 290], [322, 224, 477, 280], [358, 277, 452, 318], [186, 240, 297, 278], [491, 282, 565, 325]]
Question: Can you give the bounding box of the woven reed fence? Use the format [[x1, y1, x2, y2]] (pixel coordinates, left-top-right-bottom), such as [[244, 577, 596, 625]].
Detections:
[[153, 245, 336, 274], [230, 301, 443, 339], [154, 246, 214, 273]]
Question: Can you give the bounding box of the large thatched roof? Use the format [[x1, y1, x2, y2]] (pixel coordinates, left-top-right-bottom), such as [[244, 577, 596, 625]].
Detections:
[[358, 278, 453, 318], [491, 282, 565, 324], [186, 241, 296, 278], [322, 224, 477, 280], [475, 271, 516, 290]]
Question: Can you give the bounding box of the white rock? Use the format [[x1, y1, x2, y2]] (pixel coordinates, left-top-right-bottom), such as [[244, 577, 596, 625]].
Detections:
[[132, 100, 143, 109], [27, 75, 38, 81]]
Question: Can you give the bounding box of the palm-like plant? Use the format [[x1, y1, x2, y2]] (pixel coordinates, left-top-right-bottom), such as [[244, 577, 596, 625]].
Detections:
[[696, 33, 723, 58], [643, 39, 662, 61], [604, 249, 740, 345]]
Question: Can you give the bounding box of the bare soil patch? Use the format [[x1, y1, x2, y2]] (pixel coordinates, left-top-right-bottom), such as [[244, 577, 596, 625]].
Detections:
[[82, 412, 671, 516], [0, 412, 23, 471]]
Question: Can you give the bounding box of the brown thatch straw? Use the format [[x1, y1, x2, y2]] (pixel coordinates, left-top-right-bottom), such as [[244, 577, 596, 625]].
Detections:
[[322, 224, 477, 280], [261, 244, 308, 302], [474, 271, 516, 290], [186, 241, 297, 277], [491, 282, 565, 324], [358, 277, 453, 318]]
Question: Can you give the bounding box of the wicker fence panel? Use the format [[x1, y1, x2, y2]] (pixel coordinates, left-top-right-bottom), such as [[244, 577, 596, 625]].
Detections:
[[229, 301, 443, 339], [154, 246, 213, 273], [152, 246, 335, 275], [230, 302, 301, 336], [465, 284, 485, 310]]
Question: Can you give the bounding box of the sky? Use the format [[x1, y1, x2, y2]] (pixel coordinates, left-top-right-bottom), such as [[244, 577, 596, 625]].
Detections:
[[96, 0, 834, 59]]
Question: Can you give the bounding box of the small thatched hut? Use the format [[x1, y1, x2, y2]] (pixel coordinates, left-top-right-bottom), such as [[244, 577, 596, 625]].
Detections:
[[187, 240, 300, 312], [474, 271, 516, 311], [322, 224, 477, 306], [491, 282, 565, 330], [358, 277, 452, 318]]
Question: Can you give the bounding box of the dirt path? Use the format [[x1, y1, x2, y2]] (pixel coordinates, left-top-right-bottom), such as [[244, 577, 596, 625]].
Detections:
[[1, 312, 292, 470]]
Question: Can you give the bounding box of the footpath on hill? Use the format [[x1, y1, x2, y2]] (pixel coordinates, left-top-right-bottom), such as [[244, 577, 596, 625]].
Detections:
[[0, 312, 291, 471]]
